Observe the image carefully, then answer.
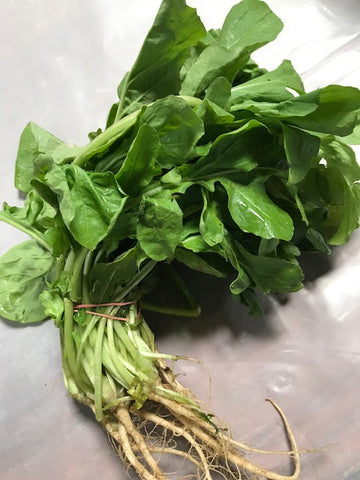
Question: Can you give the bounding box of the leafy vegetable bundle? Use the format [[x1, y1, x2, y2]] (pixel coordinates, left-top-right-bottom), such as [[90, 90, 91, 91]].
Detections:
[[1, 0, 360, 478]]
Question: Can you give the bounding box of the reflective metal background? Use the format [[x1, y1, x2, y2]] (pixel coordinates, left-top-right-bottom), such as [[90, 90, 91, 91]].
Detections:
[[1, 1, 359, 479]]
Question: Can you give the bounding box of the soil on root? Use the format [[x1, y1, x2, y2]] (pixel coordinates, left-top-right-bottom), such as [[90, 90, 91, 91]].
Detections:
[[97, 362, 301, 480]]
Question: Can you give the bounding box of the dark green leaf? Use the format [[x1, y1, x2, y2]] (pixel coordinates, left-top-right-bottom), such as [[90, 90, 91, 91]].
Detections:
[[283, 124, 320, 184], [205, 76, 232, 111], [221, 235, 250, 294], [38, 160, 127, 250], [231, 89, 320, 118], [139, 96, 204, 167], [287, 85, 360, 136], [305, 228, 331, 254], [231, 60, 304, 106], [320, 137, 360, 245], [175, 248, 233, 278], [116, 124, 161, 195], [258, 238, 279, 256], [240, 288, 264, 316], [221, 178, 294, 240], [181, 0, 283, 96], [89, 248, 139, 302], [114, 0, 206, 119], [183, 120, 268, 181], [234, 240, 304, 293]]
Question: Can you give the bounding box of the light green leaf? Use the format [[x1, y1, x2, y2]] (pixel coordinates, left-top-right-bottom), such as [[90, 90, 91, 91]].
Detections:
[[137, 190, 183, 261], [0, 241, 55, 323], [15, 122, 81, 193], [199, 191, 224, 247], [39, 289, 64, 327]]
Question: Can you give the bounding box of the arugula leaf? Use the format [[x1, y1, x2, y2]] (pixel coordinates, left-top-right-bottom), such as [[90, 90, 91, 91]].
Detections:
[[305, 228, 331, 254], [282, 124, 320, 184], [15, 122, 81, 193], [175, 248, 233, 278], [320, 137, 360, 245], [137, 190, 183, 261], [204, 76, 232, 111], [221, 178, 294, 240], [88, 248, 139, 302], [231, 60, 304, 106], [233, 239, 304, 294], [199, 191, 224, 247], [113, 0, 206, 120], [182, 120, 268, 182], [36, 160, 127, 250], [138, 96, 204, 167], [181, 0, 283, 96], [287, 85, 360, 136], [116, 124, 161, 195], [0, 241, 55, 322], [231, 89, 320, 118]]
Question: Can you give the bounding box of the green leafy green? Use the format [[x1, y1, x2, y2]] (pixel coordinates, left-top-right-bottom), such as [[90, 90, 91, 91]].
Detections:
[[287, 85, 360, 136], [15, 122, 81, 193], [116, 124, 161, 195], [283, 124, 320, 184], [221, 178, 294, 241], [320, 136, 360, 244], [137, 190, 183, 261], [181, 0, 283, 96], [138, 96, 204, 167], [1, 2, 360, 474], [113, 0, 206, 119], [0, 241, 55, 322], [35, 160, 127, 250], [2, 0, 359, 328]]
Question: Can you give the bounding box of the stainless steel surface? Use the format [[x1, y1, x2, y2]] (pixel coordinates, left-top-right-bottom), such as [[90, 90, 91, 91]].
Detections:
[[0, 1, 359, 479]]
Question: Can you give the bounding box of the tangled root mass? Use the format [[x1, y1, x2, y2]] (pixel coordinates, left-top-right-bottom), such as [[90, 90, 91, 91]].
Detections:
[[96, 361, 300, 480]]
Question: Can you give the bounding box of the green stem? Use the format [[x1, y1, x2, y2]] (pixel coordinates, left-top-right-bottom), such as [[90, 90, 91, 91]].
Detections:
[[142, 302, 200, 318], [0, 212, 52, 251], [164, 264, 199, 311], [115, 260, 157, 300], [76, 316, 98, 368], [70, 248, 89, 301], [94, 318, 106, 421], [82, 250, 94, 303], [63, 299, 88, 392]]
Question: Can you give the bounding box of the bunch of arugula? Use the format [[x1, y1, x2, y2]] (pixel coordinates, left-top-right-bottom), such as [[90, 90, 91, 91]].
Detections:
[[1, 0, 360, 479]]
